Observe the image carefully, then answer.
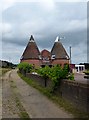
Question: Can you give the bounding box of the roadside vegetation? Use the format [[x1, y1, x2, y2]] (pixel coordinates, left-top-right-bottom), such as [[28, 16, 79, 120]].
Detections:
[[18, 62, 33, 76], [0, 68, 11, 76], [17, 62, 89, 118], [0, 60, 17, 76], [18, 72, 89, 119], [18, 62, 74, 91], [84, 70, 89, 75], [83, 70, 89, 79], [10, 79, 30, 119], [37, 65, 74, 90]]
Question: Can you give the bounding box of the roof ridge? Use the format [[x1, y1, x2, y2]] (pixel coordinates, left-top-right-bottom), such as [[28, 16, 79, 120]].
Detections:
[[29, 35, 35, 42], [55, 36, 60, 42]]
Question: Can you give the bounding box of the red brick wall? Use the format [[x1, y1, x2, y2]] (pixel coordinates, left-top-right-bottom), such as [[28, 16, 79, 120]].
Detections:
[[21, 59, 69, 68], [21, 59, 41, 67], [41, 50, 51, 59], [51, 59, 69, 67]]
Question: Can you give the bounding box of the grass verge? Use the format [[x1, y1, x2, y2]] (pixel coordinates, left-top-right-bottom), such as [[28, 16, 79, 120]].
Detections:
[[10, 78, 30, 119], [18, 72, 89, 119], [15, 96, 30, 119], [0, 68, 11, 76]]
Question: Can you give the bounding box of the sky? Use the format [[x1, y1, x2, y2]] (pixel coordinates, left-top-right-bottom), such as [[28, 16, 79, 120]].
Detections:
[[0, 0, 88, 64]]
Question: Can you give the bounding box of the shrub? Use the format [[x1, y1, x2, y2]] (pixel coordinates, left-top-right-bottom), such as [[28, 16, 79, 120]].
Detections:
[[18, 62, 33, 75], [68, 73, 74, 80], [37, 66, 51, 79], [37, 66, 51, 87], [49, 65, 63, 89], [62, 64, 69, 78], [37, 64, 69, 90], [49, 65, 69, 90]]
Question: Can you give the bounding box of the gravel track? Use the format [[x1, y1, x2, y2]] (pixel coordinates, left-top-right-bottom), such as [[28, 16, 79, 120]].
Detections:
[[2, 69, 73, 118]]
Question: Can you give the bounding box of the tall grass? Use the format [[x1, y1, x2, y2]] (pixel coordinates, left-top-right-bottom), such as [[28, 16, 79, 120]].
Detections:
[[0, 68, 11, 76]]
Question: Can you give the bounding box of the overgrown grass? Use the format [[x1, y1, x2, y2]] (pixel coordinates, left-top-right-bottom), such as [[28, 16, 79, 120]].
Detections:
[[84, 70, 89, 75], [18, 72, 89, 119], [0, 68, 11, 76], [15, 96, 30, 119]]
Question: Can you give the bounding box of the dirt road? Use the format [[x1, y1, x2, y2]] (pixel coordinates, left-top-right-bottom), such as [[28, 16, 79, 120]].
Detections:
[[2, 69, 73, 118]]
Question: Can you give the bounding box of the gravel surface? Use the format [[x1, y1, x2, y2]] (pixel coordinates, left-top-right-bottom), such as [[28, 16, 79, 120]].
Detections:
[[2, 71, 20, 118], [74, 73, 89, 84], [2, 71, 29, 118], [2, 69, 73, 118]]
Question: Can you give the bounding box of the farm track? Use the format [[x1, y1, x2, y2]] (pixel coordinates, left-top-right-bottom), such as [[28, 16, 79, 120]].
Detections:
[[2, 69, 73, 118]]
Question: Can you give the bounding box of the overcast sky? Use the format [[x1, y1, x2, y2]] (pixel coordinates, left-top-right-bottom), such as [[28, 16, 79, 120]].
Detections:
[[0, 0, 88, 64]]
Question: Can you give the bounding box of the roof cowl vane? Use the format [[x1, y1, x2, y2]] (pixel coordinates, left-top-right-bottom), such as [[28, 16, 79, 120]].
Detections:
[[55, 36, 60, 42], [29, 35, 35, 42]]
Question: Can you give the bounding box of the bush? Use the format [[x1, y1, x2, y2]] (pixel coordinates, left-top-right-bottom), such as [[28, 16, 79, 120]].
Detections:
[[18, 62, 33, 75], [49, 65, 63, 89], [37, 66, 51, 79], [37, 64, 69, 90], [49, 64, 69, 90], [68, 73, 74, 80], [37, 66, 51, 87]]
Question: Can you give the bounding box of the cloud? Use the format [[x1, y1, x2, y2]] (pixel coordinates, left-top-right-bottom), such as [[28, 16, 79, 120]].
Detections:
[[0, 40, 2, 59], [17, 0, 88, 2], [2, 42, 24, 63], [1, 2, 87, 64], [19, 19, 47, 36], [38, 0, 55, 11], [2, 23, 13, 41], [0, 23, 2, 34], [2, 0, 15, 10], [64, 19, 87, 32], [72, 42, 87, 64], [55, 0, 88, 2], [2, 23, 12, 33]]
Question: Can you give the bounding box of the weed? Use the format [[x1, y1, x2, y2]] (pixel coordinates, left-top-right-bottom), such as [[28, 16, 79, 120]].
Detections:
[[0, 68, 11, 76]]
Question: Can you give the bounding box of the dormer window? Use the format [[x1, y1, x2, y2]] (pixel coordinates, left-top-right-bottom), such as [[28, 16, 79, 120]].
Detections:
[[51, 54, 55, 59]]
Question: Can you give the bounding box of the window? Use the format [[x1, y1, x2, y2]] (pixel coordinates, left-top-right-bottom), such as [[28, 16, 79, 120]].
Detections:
[[51, 54, 55, 59]]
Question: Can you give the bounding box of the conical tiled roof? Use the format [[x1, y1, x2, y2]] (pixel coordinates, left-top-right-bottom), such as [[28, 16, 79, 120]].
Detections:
[[21, 35, 40, 60], [51, 36, 69, 59]]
